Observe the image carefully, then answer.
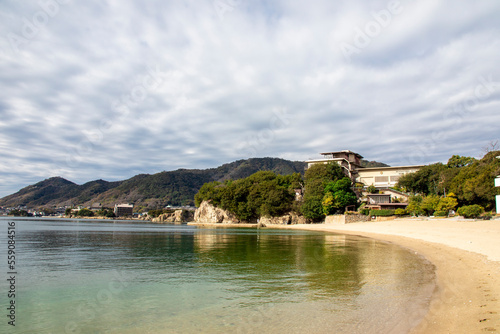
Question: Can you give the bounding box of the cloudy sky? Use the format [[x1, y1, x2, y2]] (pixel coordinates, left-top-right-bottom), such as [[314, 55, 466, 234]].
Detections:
[[1, 0, 500, 197]]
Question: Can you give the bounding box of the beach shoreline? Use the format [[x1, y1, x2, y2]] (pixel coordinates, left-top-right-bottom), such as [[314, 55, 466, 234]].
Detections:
[[266, 218, 500, 333]]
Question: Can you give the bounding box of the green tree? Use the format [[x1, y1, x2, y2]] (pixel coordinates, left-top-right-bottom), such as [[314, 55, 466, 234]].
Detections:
[[406, 195, 424, 216], [457, 204, 484, 218], [448, 151, 500, 210], [447, 155, 476, 168], [436, 195, 458, 213], [97, 207, 116, 218], [322, 177, 357, 215], [77, 208, 94, 217], [421, 194, 440, 215], [301, 163, 346, 221], [194, 181, 223, 207], [367, 184, 378, 194], [9, 209, 29, 217], [397, 163, 448, 195], [194, 171, 298, 221], [396, 150, 500, 210], [301, 195, 324, 220]]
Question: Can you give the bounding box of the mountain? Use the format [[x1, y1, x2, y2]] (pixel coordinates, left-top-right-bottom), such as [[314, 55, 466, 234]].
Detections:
[[0, 158, 307, 209], [0, 157, 390, 210], [360, 160, 390, 168], [0, 177, 122, 208]]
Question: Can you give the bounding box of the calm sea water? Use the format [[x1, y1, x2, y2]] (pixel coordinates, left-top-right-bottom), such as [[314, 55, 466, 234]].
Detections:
[[0, 217, 435, 334]]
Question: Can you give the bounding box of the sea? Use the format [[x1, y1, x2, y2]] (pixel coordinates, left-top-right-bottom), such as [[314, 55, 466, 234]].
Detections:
[[0, 217, 435, 334]]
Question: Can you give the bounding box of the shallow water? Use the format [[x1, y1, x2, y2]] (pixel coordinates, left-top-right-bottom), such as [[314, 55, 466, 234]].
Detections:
[[0, 218, 435, 333]]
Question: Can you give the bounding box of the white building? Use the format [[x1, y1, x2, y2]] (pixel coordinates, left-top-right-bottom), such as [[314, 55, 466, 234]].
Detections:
[[305, 150, 424, 189], [357, 165, 423, 188]]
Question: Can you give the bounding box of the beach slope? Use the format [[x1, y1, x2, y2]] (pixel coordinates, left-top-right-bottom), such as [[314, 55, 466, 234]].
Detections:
[[273, 218, 500, 333]]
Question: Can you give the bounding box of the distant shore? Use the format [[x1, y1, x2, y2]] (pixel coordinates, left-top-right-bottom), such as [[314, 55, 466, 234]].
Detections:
[[269, 218, 500, 333]]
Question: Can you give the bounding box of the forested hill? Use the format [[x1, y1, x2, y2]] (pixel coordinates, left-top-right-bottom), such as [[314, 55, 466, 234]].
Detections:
[[0, 158, 307, 209], [0, 157, 390, 210]]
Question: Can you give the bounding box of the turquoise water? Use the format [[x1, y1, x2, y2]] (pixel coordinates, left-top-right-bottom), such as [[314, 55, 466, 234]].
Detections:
[[0, 218, 435, 333]]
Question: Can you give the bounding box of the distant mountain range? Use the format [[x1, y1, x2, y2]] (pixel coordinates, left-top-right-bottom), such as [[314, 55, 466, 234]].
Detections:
[[0, 158, 388, 209]]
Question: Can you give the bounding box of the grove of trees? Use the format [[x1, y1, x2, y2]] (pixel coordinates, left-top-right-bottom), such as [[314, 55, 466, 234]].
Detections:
[[195, 163, 358, 222], [397, 151, 500, 211], [193, 150, 499, 221]]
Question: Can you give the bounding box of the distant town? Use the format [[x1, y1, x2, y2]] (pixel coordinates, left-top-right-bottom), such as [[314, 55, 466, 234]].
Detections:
[[0, 203, 195, 218]]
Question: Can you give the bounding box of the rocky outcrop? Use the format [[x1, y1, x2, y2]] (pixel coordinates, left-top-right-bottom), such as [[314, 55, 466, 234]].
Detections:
[[259, 212, 309, 226], [151, 209, 194, 223], [194, 201, 309, 225], [194, 201, 241, 224]]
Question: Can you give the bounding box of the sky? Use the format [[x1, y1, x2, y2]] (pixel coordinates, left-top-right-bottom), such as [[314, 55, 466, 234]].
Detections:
[[1, 0, 500, 198]]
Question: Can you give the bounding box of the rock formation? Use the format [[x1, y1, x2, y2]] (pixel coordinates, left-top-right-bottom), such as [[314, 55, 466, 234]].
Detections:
[[258, 212, 308, 226], [193, 201, 241, 224], [151, 209, 194, 223], [194, 201, 309, 225]]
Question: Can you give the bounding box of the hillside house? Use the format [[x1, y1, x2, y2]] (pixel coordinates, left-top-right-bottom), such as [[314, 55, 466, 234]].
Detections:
[[365, 193, 408, 211]]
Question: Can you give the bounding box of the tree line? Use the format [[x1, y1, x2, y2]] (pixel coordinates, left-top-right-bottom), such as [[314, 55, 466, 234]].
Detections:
[[397, 150, 500, 215], [194, 163, 357, 222], [194, 150, 499, 221]]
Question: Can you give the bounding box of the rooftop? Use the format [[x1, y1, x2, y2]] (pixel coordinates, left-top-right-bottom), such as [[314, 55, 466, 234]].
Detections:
[[320, 150, 364, 159]]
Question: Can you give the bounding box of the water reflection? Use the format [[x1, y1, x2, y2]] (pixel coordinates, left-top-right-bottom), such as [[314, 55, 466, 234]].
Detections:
[[0, 219, 435, 334]]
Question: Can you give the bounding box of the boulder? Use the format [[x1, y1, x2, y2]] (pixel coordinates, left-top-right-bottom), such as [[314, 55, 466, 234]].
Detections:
[[194, 201, 241, 224], [151, 209, 194, 223]]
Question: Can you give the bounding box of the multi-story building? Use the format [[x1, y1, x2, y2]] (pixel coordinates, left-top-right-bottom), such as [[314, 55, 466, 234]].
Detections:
[[306, 150, 424, 189], [306, 150, 364, 179], [114, 204, 134, 217]]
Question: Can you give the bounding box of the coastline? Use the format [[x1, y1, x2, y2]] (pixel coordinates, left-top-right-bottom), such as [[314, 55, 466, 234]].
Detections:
[[267, 218, 500, 333]]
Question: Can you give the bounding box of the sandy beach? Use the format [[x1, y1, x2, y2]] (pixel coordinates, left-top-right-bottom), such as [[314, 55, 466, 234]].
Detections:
[[270, 218, 500, 333]]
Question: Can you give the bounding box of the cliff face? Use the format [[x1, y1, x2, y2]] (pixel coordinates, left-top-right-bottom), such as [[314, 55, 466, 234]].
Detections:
[[151, 209, 194, 223], [194, 201, 242, 224], [194, 201, 309, 225]]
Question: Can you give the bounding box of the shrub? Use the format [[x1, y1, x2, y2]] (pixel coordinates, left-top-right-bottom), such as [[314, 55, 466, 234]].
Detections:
[[148, 209, 175, 218], [9, 209, 30, 217], [369, 209, 395, 217], [437, 196, 458, 213], [360, 208, 370, 216], [457, 204, 484, 218], [77, 208, 94, 217], [421, 194, 440, 216], [433, 210, 447, 217], [407, 195, 424, 216], [394, 208, 407, 216]]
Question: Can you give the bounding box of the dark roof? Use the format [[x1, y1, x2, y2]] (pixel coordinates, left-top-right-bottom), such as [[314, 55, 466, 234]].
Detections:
[[320, 150, 364, 159]]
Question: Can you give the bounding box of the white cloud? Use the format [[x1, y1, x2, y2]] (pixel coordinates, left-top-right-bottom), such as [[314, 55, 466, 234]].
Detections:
[[1, 0, 500, 198]]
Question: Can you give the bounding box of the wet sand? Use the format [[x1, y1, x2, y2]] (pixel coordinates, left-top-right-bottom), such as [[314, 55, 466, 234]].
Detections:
[[270, 218, 500, 333]]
